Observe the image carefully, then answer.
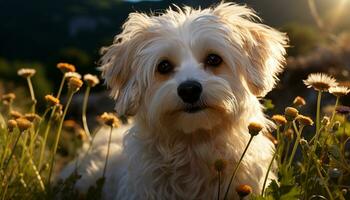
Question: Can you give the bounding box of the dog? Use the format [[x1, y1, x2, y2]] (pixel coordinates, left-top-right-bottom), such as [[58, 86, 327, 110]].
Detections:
[[60, 2, 288, 199]]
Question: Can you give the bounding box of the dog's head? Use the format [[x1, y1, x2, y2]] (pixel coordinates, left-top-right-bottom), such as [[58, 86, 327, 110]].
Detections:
[[100, 3, 287, 134]]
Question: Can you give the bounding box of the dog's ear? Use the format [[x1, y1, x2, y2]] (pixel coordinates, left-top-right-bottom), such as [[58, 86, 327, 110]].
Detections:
[[99, 13, 151, 116], [213, 3, 288, 97]]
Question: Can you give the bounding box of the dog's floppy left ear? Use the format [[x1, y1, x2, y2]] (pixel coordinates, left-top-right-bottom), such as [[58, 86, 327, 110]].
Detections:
[[213, 3, 288, 97], [99, 13, 152, 116]]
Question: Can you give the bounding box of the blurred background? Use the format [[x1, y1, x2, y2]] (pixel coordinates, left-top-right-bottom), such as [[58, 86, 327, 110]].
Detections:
[[0, 0, 349, 121]]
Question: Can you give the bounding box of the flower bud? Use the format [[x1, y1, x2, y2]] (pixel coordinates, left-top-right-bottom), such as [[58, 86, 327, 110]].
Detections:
[[293, 96, 306, 107], [285, 107, 299, 121], [214, 159, 227, 173], [248, 122, 263, 136], [235, 184, 252, 198], [271, 115, 287, 126]]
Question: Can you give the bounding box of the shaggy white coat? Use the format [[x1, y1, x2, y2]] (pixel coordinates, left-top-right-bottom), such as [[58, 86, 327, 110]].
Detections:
[[60, 3, 288, 199]]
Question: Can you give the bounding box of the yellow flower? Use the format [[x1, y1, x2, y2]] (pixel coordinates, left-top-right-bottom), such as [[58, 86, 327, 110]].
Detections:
[[100, 112, 120, 127], [296, 115, 314, 126], [285, 107, 299, 121], [248, 122, 263, 136], [68, 77, 83, 92], [10, 110, 23, 119], [7, 119, 17, 132], [45, 95, 60, 107], [329, 86, 350, 97], [293, 96, 306, 107], [272, 115, 287, 126], [17, 68, 36, 78], [57, 62, 76, 73], [235, 184, 253, 198], [303, 73, 338, 91], [83, 74, 100, 87], [15, 118, 32, 132]]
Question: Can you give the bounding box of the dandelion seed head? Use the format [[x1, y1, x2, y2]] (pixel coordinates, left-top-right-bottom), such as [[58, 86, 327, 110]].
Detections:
[[303, 73, 338, 91], [17, 68, 36, 78]]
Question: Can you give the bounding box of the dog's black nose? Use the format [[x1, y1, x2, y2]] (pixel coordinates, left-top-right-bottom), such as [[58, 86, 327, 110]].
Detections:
[[177, 80, 202, 104]]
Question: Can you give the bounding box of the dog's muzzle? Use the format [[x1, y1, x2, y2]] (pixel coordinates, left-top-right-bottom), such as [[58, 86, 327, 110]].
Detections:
[[177, 80, 202, 104]]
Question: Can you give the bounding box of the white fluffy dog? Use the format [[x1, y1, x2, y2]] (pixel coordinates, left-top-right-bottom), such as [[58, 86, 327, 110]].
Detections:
[[61, 2, 288, 199]]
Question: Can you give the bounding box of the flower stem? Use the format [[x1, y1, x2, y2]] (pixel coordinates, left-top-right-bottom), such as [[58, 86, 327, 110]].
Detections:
[[56, 76, 66, 99], [261, 148, 277, 196], [26, 77, 36, 113], [82, 86, 92, 141], [223, 136, 254, 200], [315, 160, 334, 200], [47, 90, 74, 186], [287, 122, 304, 168], [102, 126, 113, 178], [316, 91, 322, 134], [2, 130, 22, 172], [329, 97, 339, 125], [217, 172, 221, 200]]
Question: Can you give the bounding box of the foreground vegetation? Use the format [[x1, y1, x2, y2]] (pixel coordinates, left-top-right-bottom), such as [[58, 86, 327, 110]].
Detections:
[[0, 64, 349, 199]]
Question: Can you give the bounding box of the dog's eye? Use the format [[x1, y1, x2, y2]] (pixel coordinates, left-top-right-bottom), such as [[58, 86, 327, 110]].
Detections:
[[206, 54, 222, 67], [157, 60, 174, 74]]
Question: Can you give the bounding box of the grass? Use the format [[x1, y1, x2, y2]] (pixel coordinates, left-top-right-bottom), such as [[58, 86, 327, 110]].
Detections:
[[0, 65, 349, 200]]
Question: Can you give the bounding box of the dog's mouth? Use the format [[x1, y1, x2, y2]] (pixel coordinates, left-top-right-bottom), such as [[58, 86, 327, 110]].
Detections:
[[183, 105, 207, 113]]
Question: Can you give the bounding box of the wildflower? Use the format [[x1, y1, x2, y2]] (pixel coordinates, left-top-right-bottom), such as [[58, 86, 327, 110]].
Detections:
[[45, 95, 60, 107], [271, 115, 287, 126], [214, 159, 227, 172], [57, 62, 76, 73], [15, 118, 32, 132], [10, 110, 23, 119], [1, 93, 16, 102], [84, 74, 100, 87], [284, 107, 299, 121], [332, 121, 341, 132], [248, 122, 263, 136], [296, 115, 314, 126], [336, 105, 350, 115], [65, 72, 81, 80], [235, 184, 252, 198], [303, 73, 338, 91], [321, 116, 330, 126], [100, 112, 120, 127], [68, 77, 83, 92], [17, 68, 36, 78], [24, 113, 41, 122], [329, 86, 350, 97], [293, 96, 306, 107], [7, 119, 17, 132]]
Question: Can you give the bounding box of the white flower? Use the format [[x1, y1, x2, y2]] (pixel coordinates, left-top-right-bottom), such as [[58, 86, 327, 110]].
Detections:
[[65, 72, 81, 80], [303, 73, 338, 91], [329, 86, 350, 97]]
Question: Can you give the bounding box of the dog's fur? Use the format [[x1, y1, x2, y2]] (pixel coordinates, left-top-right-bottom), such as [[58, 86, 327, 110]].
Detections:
[[60, 3, 288, 199]]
